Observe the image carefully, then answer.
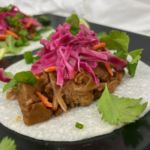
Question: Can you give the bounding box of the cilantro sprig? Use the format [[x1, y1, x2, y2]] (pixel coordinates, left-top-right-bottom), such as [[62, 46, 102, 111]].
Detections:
[[101, 30, 129, 56], [3, 71, 37, 92], [75, 122, 84, 129], [0, 137, 16, 150], [66, 13, 90, 35], [127, 48, 143, 77], [66, 13, 80, 35], [97, 85, 147, 125], [100, 30, 143, 76]]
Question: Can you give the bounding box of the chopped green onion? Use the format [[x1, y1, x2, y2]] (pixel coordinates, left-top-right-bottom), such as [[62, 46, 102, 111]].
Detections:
[[24, 51, 39, 64], [32, 34, 41, 41], [75, 122, 84, 129], [24, 51, 34, 64]]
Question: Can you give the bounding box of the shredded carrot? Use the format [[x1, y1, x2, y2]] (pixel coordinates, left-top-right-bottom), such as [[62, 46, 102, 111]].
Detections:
[[0, 34, 7, 40], [36, 91, 53, 108], [6, 30, 19, 39], [30, 32, 35, 38], [93, 42, 106, 50], [25, 21, 33, 29], [71, 70, 82, 78], [104, 63, 113, 76], [44, 66, 56, 72], [35, 75, 40, 80], [117, 72, 123, 81]]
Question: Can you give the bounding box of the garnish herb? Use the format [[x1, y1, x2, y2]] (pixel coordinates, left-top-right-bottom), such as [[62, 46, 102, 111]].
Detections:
[[100, 30, 143, 77], [3, 79, 17, 92], [24, 51, 34, 64], [18, 29, 28, 37], [127, 48, 143, 77], [5, 12, 24, 28], [3, 71, 37, 92], [66, 13, 80, 35], [0, 137, 16, 150], [75, 122, 84, 129], [0, 5, 53, 59], [96, 85, 147, 125], [24, 51, 39, 64], [14, 71, 36, 85], [101, 30, 129, 58]]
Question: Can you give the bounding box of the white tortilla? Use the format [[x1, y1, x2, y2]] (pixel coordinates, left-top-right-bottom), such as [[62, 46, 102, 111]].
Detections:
[[0, 60, 150, 141]]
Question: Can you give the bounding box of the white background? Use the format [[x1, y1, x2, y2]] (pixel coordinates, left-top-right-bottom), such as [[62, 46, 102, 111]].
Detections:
[[1, 0, 150, 36]]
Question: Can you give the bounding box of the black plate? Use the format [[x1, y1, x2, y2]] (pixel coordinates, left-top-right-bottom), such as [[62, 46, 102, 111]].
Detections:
[[0, 14, 150, 150]]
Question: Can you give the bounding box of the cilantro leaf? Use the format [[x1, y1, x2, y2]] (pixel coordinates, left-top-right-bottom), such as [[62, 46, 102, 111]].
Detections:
[[101, 30, 129, 58], [97, 85, 147, 125], [14, 71, 36, 85], [3, 71, 37, 92], [0, 137, 16, 150], [66, 13, 80, 35], [3, 79, 17, 92], [100, 30, 143, 77], [127, 48, 143, 77]]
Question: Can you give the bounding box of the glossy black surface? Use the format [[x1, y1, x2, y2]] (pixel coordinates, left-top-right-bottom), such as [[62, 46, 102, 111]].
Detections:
[[0, 14, 150, 150]]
